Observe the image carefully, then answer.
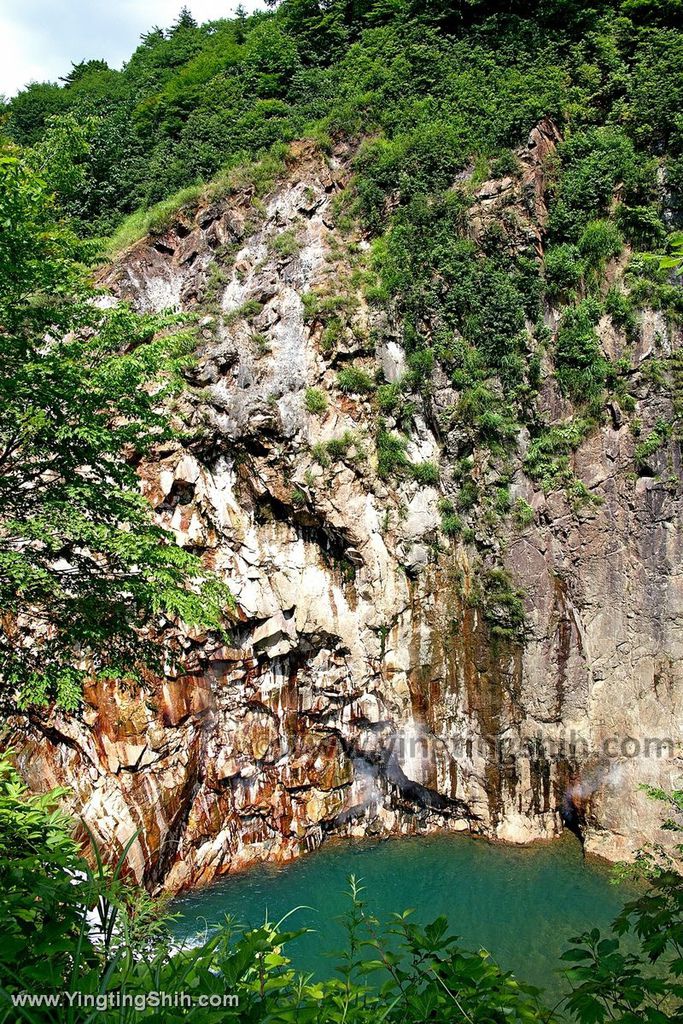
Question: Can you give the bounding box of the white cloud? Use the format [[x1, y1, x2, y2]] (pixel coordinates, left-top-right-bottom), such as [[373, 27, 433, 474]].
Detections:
[[0, 0, 265, 98]]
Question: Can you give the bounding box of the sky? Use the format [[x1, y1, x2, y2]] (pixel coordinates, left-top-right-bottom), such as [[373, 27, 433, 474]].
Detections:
[[0, 0, 265, 98]]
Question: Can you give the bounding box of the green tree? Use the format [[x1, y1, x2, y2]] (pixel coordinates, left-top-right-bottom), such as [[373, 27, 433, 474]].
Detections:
[[171, 6, 199, 33], [0, 755, 98, 995], [562, 788, 683, 1024], [0, 149, 231, 710]]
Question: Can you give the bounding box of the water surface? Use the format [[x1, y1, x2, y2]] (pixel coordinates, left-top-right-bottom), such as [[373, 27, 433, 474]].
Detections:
[[172, 832, 630, 997]]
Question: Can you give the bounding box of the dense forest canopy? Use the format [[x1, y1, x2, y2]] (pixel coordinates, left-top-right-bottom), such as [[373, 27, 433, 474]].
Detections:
[[2, 0, 681, 239]]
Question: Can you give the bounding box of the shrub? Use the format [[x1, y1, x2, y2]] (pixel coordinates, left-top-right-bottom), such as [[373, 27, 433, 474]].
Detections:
[[313, 431, 360, 466], [106, 183, 205, 255], [321, 317, 344, 352], [555, 300, 608, 402], [304, 387, 327, 414], [480, 568, 527, 643], [457, 477, 479, 510], [406, 348, 435, 390], [578, 219, 623, 273], [337, 366, 375, 395], [513, 497, 535, 528], [524, 420, 592, 493], [326, 432, 355, 459], [271, 227, 300, 258], [490, 150, 521, 178], [377, 382, 401, 413], [410, 461, 440, 485], [604, 288, 638, 337], [616, 203, 666, 250], [311, 442, 331, 467], [0, 758, 97, 994], [549, 127, 650, 242], [634, 418, 670, 471], [377, 429, 408, 479], [438, 500, 463, 536], [544, 244, 584, 297]]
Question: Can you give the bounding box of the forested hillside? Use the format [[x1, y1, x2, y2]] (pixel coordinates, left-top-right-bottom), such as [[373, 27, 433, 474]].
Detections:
[[3, 0, 682, 242], [2, 2, 683, 1020]]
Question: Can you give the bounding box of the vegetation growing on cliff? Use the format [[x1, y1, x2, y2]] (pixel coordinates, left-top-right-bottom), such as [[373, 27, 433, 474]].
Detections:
[[3, 1, 680, 521], [0, 0, 680, 690]]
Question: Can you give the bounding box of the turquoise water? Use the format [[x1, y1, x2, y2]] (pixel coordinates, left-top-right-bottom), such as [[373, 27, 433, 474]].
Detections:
[[171, 832, 630, 998]]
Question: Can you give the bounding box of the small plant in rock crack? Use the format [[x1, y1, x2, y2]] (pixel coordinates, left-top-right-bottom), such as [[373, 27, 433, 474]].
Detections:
[[472, 567, 528, 644], [304, 387, 328, 414], [312, 431, 362, 467], [410, 461, 440, 485], [377, 428, 409, 479], [512, 497, 535, 528], [270, 228, 301, 258], [225, 299, 264, 325], [202, 264, 229, 306], [337, 366, 375, 395], [438, 498, 462, 536], [252, 331, 271, 355]]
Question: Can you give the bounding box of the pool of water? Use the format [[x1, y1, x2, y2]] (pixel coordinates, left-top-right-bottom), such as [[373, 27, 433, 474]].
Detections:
[[171, 831, 630, 998]]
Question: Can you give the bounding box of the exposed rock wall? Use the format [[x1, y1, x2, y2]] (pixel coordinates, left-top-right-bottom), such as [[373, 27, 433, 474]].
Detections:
[[11, 131, 682, 891]]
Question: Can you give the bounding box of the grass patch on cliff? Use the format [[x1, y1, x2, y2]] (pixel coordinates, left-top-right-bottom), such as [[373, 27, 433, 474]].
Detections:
[[304, 387, 327, 414], [104, 183, 206, 256]]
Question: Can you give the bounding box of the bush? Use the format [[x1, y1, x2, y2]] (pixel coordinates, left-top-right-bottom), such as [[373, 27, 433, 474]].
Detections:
[[313, 431, 361, 466], [326, 432, 356, 459], [549, 127, 652, 242], [615, 203, 666, 250], [271, 227, 300, 257], [578, 219, 623, 273], [480, 568, 527, 643], [377, 429, 408, 479], [555, 300, 608, 402], [377, 381, 401, 413], [634, 418, 670, 471], [513, 497, 535, 527], [457, 477, 479, 510], [304, 386, 327, 414], [438, 499, 463, 536], [490, 150, 521, 178], [410, 461, 440, 485], [604, 288, 638, 337], [524, 419, 592, 494], [0, 758, 98, 994], [544, 244, 584, 298], [225, 298, 263, 324], [337, 366, 375, 395]]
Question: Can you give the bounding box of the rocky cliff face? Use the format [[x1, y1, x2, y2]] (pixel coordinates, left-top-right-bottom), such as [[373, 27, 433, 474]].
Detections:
[[12, 128, 682, 892]]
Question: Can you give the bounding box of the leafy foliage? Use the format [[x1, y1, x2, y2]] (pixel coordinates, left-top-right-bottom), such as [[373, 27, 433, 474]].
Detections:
[[0, 757, 98, 994], [562, 788, 683, 1024], [0, 151, 231, 709], [555, 300, 609, 403]]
